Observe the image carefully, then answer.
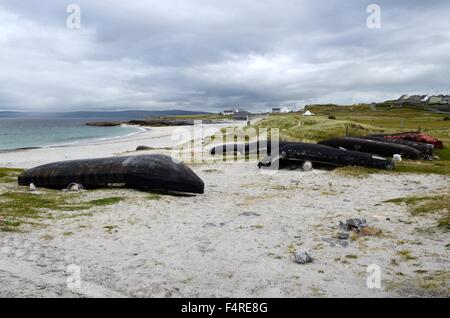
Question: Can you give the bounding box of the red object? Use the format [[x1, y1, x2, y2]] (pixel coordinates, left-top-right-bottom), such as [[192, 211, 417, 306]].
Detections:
[[381, 132, 444, 149]]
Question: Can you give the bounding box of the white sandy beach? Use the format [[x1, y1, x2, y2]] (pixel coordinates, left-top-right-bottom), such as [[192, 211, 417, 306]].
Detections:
[[0, 122, 449, 297]]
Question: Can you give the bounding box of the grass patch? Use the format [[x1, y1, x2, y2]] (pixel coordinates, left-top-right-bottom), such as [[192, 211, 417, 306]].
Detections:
[[251, 224, 264, 229], [88, 197, 123, 206], [333, 166, 380, 178], [394, 159, 450, 176], [250, 115, 388, 142], [384, 192, 450, 229], [385, 270, 449, 296], [397, 249, 417, 261], [202, 169, 223, 174], [104, 224, 119, 234], [0, 190, 124, 232], [0, 168, 24, 183], [148, 192, 162, 200]]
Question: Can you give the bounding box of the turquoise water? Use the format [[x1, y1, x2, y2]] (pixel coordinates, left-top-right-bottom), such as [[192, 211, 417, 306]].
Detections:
[[0, 118, 142, 151]]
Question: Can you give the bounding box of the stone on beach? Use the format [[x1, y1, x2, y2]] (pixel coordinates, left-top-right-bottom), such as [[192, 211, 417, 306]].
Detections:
[[294, 249, 313, 264]]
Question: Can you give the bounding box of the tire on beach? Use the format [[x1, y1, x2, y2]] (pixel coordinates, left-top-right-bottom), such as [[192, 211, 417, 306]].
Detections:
[[318, 137, 422, 160], [18, 154, 205, 194]]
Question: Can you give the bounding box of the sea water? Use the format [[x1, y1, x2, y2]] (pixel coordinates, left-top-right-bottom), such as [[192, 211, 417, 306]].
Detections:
[[0, 117, 142, 151]]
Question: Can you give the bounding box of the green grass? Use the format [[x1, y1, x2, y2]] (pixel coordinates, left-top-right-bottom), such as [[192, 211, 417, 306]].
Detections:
[[397, 249, 418, 261], [333, 166, 381, 178], [0, 191, 124, 232], [148, 192, 162, 200], [0, 168, 24, 183], [250, 115, 389, 142], [384, 192, 450, 229], [88, 197, 123, 206]]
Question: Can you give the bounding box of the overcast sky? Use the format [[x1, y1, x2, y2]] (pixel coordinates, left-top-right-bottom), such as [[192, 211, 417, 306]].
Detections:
[[0, 0, 449, 112]]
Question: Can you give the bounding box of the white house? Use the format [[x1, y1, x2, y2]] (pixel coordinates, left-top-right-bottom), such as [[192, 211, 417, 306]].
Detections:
[[222, 107, 239, 115], [280, 107, 290, 113], [303, 110, 315, 116]]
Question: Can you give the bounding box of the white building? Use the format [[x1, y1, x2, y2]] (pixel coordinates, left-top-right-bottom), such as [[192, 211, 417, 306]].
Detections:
[[222, 107, 239, 115], [280, 107, 290, 113], [303, 110, 315, 116]]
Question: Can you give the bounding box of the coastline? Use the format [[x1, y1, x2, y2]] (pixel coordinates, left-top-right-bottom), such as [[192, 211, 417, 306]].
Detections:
[[0, 121, 236, 168], [0, 124, 148, 154]]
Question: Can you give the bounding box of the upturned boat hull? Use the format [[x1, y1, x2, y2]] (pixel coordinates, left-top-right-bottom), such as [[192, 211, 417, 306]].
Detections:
[[18, 155, 205, 194], [210, 140, 294, 156], [368, 132, 444, 149], [318, 137, 422, 159], [259, 143, 394, 170], [361, 136, 434, 157]]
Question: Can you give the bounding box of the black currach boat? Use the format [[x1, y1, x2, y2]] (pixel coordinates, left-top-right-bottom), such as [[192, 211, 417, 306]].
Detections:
[[360, 136, 434, 157], [318, 137, 422, 159], [259, 143, 395, 170], [18, 154, 205, 194]]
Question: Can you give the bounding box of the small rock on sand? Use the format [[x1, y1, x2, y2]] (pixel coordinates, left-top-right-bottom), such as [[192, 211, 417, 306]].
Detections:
[[239, 212, 261, 217], [322, 238, 348, 248], [294, 249, 313, 264], [340, 218, 367, 231]]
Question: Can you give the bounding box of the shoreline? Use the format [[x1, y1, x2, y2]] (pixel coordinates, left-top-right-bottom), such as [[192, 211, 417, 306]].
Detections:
[[0, 122, 239, 169], [0, 124, 147, 154]]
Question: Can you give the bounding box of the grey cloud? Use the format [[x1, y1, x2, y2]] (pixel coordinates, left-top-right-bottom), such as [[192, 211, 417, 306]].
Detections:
[[0, 0, 449, 111]]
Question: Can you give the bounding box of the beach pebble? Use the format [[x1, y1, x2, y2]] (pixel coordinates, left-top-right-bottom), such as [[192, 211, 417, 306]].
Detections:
[[347, 218, 367, 229], [322, 238, 348, 248], [338, 232, 349, 240], [339, 221, 350, 231], [239, 212, 261, 217], [340, 218, 367, 231], [294, 249, 313, 264]]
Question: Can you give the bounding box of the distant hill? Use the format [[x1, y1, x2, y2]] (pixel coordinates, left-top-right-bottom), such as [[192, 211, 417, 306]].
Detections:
[[0, 110, 212, 119], [0, 111, 26, 118]]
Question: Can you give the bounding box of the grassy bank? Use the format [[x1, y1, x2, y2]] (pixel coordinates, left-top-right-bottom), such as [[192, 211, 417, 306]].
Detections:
[[157, 113, 232, 121], [245, 105, 450, 175], [0, 168, 125, 232], [384, 192, 450, 229]]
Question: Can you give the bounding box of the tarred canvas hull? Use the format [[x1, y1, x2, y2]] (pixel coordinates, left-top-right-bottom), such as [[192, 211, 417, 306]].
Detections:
[[18, 155, 205, 194]]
